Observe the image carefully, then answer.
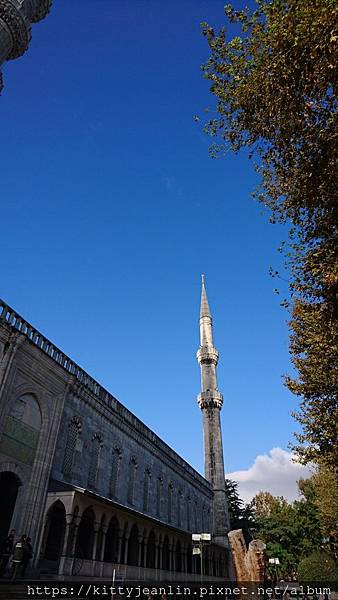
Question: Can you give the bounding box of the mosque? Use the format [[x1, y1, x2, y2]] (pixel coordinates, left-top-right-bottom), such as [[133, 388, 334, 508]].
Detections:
[[0, 278, 231, 580]]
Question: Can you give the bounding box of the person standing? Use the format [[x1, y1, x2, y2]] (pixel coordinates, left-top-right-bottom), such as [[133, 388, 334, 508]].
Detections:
[[11, 534, 27, 582], [0, 529, 15, 577], [21, 537, 33, 579]]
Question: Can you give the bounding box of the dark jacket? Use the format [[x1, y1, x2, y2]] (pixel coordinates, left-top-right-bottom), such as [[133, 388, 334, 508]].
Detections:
[[12, 541, 25, 563], [23, 542, 33, 561], [1, 535, 14, 556]]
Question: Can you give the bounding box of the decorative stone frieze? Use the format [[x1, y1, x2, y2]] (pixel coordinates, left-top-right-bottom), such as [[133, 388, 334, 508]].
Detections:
[[0, 0, 52, 91], [197, 390, 223, 409]]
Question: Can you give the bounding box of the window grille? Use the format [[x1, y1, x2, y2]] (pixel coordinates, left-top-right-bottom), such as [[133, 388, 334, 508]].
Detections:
[[88, 433, 102, 488], [62, 417, 81, 476]]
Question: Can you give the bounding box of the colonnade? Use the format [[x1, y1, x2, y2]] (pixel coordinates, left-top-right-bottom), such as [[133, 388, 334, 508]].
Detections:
[[39, 499, 227, 579]]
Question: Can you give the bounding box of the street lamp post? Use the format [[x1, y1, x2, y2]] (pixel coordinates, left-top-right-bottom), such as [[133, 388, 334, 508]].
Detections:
[[192, 533, 211, 585], [268, 557, 280, 585]]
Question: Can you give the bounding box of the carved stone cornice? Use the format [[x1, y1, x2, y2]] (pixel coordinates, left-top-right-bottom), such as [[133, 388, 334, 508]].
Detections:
[[0, 0, 52, 92], [196, 345, 219, 366], [0, 0, 30, 60], [31, 0, 52, 23], [197, 390, 223, 410]]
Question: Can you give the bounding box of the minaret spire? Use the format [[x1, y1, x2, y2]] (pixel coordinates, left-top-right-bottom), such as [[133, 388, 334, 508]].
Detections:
[[196, 275, 230, 546]]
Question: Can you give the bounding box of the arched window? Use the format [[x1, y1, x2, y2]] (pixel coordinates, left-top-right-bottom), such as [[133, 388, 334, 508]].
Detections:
[[127, 523, 139, 566], [193, 498, 198, 531], [168, 483, 173, 523], [109, 447, 122, 499], [156, 477, 163, 517], [127, 457, 138, 505], [104, 517, 119, 563], [88, 433, 102, 489], [187, 495, 191, 531], [201, 502, 205, 531], [143, 468, 151, 512], [0, 393, 42, 466], [177, 490, 183, 528], [62, 417, 81, 476], [76, 507, 95, 559]]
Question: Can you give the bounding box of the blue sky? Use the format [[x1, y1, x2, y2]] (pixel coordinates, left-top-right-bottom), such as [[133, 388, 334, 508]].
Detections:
[[0, 1, 301, 486]]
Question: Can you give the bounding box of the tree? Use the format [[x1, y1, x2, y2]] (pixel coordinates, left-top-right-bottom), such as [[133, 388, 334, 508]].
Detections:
[[304, 466, 338, 557], [252, 482, 323, 576], [225, 479, 256, 531], [298, 551, 337, 582], [200, 0, 337, 467]]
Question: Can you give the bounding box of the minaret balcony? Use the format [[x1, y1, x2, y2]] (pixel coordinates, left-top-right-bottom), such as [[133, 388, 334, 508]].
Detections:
[[197, 390, 223, 409], [196, 346, 219, 365]]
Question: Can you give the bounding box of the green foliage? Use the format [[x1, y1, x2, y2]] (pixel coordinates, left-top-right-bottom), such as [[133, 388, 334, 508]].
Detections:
[[252, 482, 324, 576], [201, 0, 338, 468], [298, 551, 337, 582], [225, 478, 256, 531], [307, 465, 338, 557]]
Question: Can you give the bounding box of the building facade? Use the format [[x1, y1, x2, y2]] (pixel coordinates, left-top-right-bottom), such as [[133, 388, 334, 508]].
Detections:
[[0, 279, 231, 580]]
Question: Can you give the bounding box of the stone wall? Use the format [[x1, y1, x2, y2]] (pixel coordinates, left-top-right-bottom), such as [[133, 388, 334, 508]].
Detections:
[[0, 300, 214, 571], [51, 383, 213, 532]]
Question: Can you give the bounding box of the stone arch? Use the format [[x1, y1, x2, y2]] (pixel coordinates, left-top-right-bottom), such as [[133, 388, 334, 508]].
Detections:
[[127, 523, 139, 566], [76, 507, 95, 560], [104, 516, 119, 563], [10, 383, 49, 429], [12, 392, 41, 428], [162, 535, 169, 571], [0, 470, 22, 541], [0, 392, 43, 468], [146, 529, 156, 568], [43, 500, 66, 562]]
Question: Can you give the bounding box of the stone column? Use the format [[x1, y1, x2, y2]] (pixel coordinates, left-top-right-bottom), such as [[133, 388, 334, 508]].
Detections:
[[116, 528, 123, 564], [36, 513, 50, 564], [143, 533, 148, 569], [157, 539, 163, 570], [168, 541, 173, 572], [68, 515, 81, 576], [91, 524, 100, 575], [99, 524, 108, 576], [182, 545, 187, 574], [123, 532, 130, 565], [137, 534, 142, 568], [58, 515, 73, 575]]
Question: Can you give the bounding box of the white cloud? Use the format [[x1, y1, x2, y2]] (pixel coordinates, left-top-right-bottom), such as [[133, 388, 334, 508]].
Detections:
[[227, 447, 313, 504]]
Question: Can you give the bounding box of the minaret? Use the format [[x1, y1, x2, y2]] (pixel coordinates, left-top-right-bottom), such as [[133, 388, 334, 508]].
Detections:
[[0, 1, 52, 93], [197, 274, 230, 546]]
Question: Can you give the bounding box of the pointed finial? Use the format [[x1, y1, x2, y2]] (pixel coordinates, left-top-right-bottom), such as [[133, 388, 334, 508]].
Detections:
[[200, 273, 211, 319]]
